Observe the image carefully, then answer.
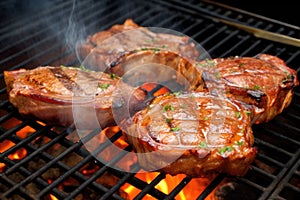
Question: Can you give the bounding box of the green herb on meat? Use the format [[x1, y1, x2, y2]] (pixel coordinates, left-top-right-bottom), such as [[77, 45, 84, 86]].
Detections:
[[171, 126, 180, 132], [110, 73, 117, 79], [163, 105, 175, 112], [245, 111, 251, 116], [199, 141, 208, 148], [98, 83, 110, 90], [218, 146, 233, 155], [235, 111, 241, 118], [253, 85, 260, 90], [165, 118, 171, 123], [234, 141, 244, 146]]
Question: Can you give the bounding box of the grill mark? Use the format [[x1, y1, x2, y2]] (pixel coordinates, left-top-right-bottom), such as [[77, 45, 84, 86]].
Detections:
[[49, 67, 85, 94]]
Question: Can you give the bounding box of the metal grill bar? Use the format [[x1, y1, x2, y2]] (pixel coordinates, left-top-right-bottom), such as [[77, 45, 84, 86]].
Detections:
[[0, 0, 137, 73], [0, 1, 73, 53], [196, 174, 225, 200], [166, 176, 192, 199], [99, 165, 139, 200], [64, 153, 132, 199], [133, 173, 166, 200]]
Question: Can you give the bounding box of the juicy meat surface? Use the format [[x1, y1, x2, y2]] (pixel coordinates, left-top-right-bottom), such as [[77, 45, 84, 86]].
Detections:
[[4, 66, 147, 128], [77, 19, 200, 74], [123, 92, 257, 177], [3, 17, 298, 179], [198, 54, 299, 124]]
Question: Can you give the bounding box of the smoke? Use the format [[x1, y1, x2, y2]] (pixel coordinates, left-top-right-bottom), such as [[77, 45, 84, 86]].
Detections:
[[65, 0, 87, 63], [1, 0, 93, 67]]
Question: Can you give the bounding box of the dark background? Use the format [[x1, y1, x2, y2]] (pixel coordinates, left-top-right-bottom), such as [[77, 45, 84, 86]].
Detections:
[[212, 0, 300, 27], [1, 1, 299, 27]]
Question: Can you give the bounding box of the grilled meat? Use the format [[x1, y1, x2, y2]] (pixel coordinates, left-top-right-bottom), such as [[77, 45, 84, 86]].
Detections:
[[123, 92, 257, 177], [81, 18, 298, 125], [77, 19, 200, 74], [199, 54, 299, 124], [4, 17, 298, 179], [109, 50, 204, 92], [4, 66, 147, 128]]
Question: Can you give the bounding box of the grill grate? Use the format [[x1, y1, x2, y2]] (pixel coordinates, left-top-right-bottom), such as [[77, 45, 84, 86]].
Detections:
[[0, 0, 299, 199]]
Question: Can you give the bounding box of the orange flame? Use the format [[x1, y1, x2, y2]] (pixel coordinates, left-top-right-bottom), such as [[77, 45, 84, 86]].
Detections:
[[8, 148, 27, 160], [0, 120, 218, 199], [49, 194, 59, 200], [122, 172, 217, 199], [0, 125, 36, 172], [47, 180, 59, 200]]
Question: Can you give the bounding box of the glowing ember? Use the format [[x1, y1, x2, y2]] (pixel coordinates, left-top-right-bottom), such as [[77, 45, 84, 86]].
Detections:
[[0, 117, 219, 199], [121, 172, 215, 199], [8, 147, 27, 160], [0, 140, 15, 172], [0, 125, 35, 171], [121, 169, 222, 200], [0, 162, 5, 172], [96, 126, 217, 199], [47, 180, 59, 200], [49, 194, 59, 200], [16, 125, 36, 138]]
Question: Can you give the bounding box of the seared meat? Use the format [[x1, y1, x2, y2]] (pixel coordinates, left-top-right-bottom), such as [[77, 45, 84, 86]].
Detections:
[[198, 54, 299, 124], [4, 17, 298, 179], [109, 50, 204, 92], [80, 19, 298, 124], [4, 66, 147, 128], [123, 92, 257, 177], [77, 19, 200, 74], [78, 18, 139, 63]]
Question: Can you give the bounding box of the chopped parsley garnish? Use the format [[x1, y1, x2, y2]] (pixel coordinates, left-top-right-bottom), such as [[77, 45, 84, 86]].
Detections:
[[218, 146, 233, 155], [214, 72, 221, 79], [140, 47, 160, 52], [110, 73, 117, 79], [204, 116, 209, 121], [206, 59, 215, 68], [196, 59, 215, 68], [171, 126, 180, 132], [163, 105, 175, 111], [235, 111, 241, 118], [173, 91, 182, 97], [165, 118, 171, 123], [245, 111, 251, 116], [153, 47, 160, 52], [234, 141, 244, 146], [253, 85, 260, 90], [238, 63, 244, 67], [98, 83, 110, 90], [282, 74, 293, 83], [79, 65, 91, 71], [199, 141, 208, 148]]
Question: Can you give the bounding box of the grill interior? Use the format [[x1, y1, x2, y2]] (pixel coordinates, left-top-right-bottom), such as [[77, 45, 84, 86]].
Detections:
[[0, 0, 300, 199]]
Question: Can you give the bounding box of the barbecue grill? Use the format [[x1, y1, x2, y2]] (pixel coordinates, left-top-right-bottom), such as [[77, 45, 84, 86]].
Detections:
[[0, 0, 299, 199]]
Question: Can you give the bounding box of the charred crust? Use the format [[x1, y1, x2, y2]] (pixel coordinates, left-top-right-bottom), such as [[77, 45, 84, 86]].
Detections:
[[109, 52, 126, 68], [247, 90, 266, 101]]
